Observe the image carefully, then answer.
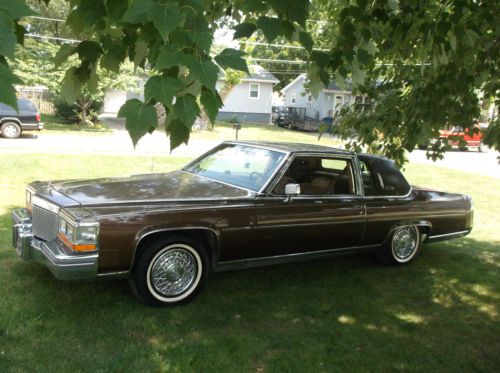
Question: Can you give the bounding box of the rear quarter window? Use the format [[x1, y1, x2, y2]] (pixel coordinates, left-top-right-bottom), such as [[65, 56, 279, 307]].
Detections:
[[18, 99, 37, 112], [359, 156, 411, 196]]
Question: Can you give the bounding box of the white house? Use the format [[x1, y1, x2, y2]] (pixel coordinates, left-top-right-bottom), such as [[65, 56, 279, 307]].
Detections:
[[281, 74, 369, 119], [216, 65, 279, 123], [103, 65, 279, 123]]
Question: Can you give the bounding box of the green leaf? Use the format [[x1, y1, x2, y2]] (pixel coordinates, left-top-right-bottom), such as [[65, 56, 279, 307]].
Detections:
[[101, 42, 127, 73], [133, 39, 148, 69], [155, 44, 185, 70], [76, 41, 103, 62], [299, 31, 314, 52], [0, 17, 16, 58], [0, 0, 36, 19], [448, 31, 457, 51], [174, 94, 200, 129], [67, 0, 106, 34], [214, 48, 249, 74], [185, 12, 212, 52], [311, 51, 330, 69], [117, 99, 158, 146], [463, 29, 479, 48], [287, 0, 309, 27], [256, 16, 283, 43], [176, 79, 202, 97], [122, 0, 154, 24], [233, 23, 257, 39], [0, 62, 21, 110], [192, 31, 213, 52], [60, 67, 83, 104], [166, 117, 190, 150], [105, 0, 128, 22], [200, 88, 223, 124], [54, 44, 76, 67], [351, 60, 366, 86], [144, 75, 183, 107], [188, 58, 219, 92], [147, 2, 182, 41]]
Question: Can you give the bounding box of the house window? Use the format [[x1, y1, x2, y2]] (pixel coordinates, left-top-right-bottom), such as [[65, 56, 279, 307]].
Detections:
[[291, 93, 296, 104], [249, 83, 260, 99], [307, 94, 312, 103]]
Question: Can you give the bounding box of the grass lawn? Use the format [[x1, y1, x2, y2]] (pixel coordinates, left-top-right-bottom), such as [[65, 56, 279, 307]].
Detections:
[[42, 114, 111, 134], [0, 154, 499, 372]]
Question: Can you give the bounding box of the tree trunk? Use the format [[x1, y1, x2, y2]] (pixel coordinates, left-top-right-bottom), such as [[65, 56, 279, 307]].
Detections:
[[81, 106, 87, 126]]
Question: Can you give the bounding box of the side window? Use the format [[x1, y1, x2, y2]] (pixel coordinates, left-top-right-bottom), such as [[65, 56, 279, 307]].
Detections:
[[273, 156, 356, 196], [249, 83, 259, 99], [360, 158, 411, 196]]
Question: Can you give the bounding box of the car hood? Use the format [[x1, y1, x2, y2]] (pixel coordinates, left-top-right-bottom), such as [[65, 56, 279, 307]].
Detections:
[[32, 171, 253, 207]]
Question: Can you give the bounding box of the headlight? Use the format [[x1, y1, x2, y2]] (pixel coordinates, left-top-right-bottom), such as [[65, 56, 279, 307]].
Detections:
[[58, 215, 99, 252]]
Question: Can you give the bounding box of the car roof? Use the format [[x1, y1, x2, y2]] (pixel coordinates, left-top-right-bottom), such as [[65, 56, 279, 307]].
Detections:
[[223, 141, 354, 155]]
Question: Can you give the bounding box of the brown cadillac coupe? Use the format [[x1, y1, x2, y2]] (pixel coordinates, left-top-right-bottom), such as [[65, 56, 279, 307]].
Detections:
[[12, 141, 473, 306]]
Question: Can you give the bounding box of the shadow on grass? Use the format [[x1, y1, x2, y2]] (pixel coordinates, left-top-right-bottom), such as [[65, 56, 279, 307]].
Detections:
[[0, 209, 499, 371]]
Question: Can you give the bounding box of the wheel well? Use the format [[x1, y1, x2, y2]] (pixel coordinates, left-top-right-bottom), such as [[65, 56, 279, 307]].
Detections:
[[385, 222, 431, 244], [0, 118, 21, 126], [131, 229, 220, 272]]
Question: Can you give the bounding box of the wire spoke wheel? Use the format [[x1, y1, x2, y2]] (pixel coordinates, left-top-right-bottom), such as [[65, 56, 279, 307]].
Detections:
[[391, 226, 419, 262], [149, 247, 197, 297]]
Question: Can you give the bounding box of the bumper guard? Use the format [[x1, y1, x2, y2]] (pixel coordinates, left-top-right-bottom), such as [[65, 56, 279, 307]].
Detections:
[[12, 208, 98, 280]]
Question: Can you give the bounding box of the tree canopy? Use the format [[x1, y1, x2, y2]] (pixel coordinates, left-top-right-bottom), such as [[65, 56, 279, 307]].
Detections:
[[0, 0, 498, 164]]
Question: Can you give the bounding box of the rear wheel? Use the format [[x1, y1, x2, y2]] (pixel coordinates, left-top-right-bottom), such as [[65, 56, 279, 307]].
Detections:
[[377, 225, 421, 265], [1, 121, 21, 138], [129, 235, 209, 306]]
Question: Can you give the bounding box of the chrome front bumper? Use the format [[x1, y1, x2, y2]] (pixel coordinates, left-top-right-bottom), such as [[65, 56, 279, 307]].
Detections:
[[12, 208, 98, 280]]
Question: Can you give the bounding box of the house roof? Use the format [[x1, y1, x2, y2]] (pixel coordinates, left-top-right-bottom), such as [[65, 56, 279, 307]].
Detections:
[[281, 74, 306, 92], [218, 65, 279, 84], [246, 65, 279, 83], [281, 74, 354, 93]]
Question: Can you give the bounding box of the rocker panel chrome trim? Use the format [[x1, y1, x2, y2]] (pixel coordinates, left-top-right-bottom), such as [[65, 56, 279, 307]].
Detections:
[[214, 244, 380, 272]]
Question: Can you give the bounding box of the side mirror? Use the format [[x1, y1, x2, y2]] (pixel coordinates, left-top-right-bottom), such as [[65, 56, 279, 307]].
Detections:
[[285, 183, 300, 196]]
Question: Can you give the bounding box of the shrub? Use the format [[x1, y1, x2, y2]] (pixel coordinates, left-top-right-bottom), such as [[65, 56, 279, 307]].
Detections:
[[52, 96, 103, 123]]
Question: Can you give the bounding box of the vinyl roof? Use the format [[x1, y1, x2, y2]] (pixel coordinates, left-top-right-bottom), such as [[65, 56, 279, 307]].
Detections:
[[224, 141, 353, 155]]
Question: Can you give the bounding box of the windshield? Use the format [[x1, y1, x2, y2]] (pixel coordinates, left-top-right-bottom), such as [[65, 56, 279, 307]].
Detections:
[[183, 144, 286, 191]]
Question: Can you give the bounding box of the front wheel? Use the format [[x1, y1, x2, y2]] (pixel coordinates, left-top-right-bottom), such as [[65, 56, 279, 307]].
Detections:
[[377, 225, 421, 265], [130, 235, 209, 306]]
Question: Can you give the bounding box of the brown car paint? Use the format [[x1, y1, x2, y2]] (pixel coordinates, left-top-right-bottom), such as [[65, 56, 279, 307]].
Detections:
[[28, 142, 473, 274]]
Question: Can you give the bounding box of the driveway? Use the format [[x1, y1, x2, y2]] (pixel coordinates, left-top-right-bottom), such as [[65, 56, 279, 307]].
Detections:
[[408, 148, 499, 179], [0, 128, 220, 157]]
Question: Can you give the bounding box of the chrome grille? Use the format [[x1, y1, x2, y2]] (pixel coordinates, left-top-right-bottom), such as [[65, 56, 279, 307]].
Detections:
[[32, 205, 59, 241]]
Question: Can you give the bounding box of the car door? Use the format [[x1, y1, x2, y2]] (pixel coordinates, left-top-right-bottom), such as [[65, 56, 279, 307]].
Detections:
[[251, 153, 366, 258]]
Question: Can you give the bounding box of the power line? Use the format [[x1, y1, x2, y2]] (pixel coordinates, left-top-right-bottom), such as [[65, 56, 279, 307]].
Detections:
[[240, 40, 328, 52], [25, 33, 80, 43], [246, 57, 308, 64], [29, 16, 65, 23]]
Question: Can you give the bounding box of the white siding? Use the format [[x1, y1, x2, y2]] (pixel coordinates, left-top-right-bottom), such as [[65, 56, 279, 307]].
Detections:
[[219, 81, 274, 114]]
